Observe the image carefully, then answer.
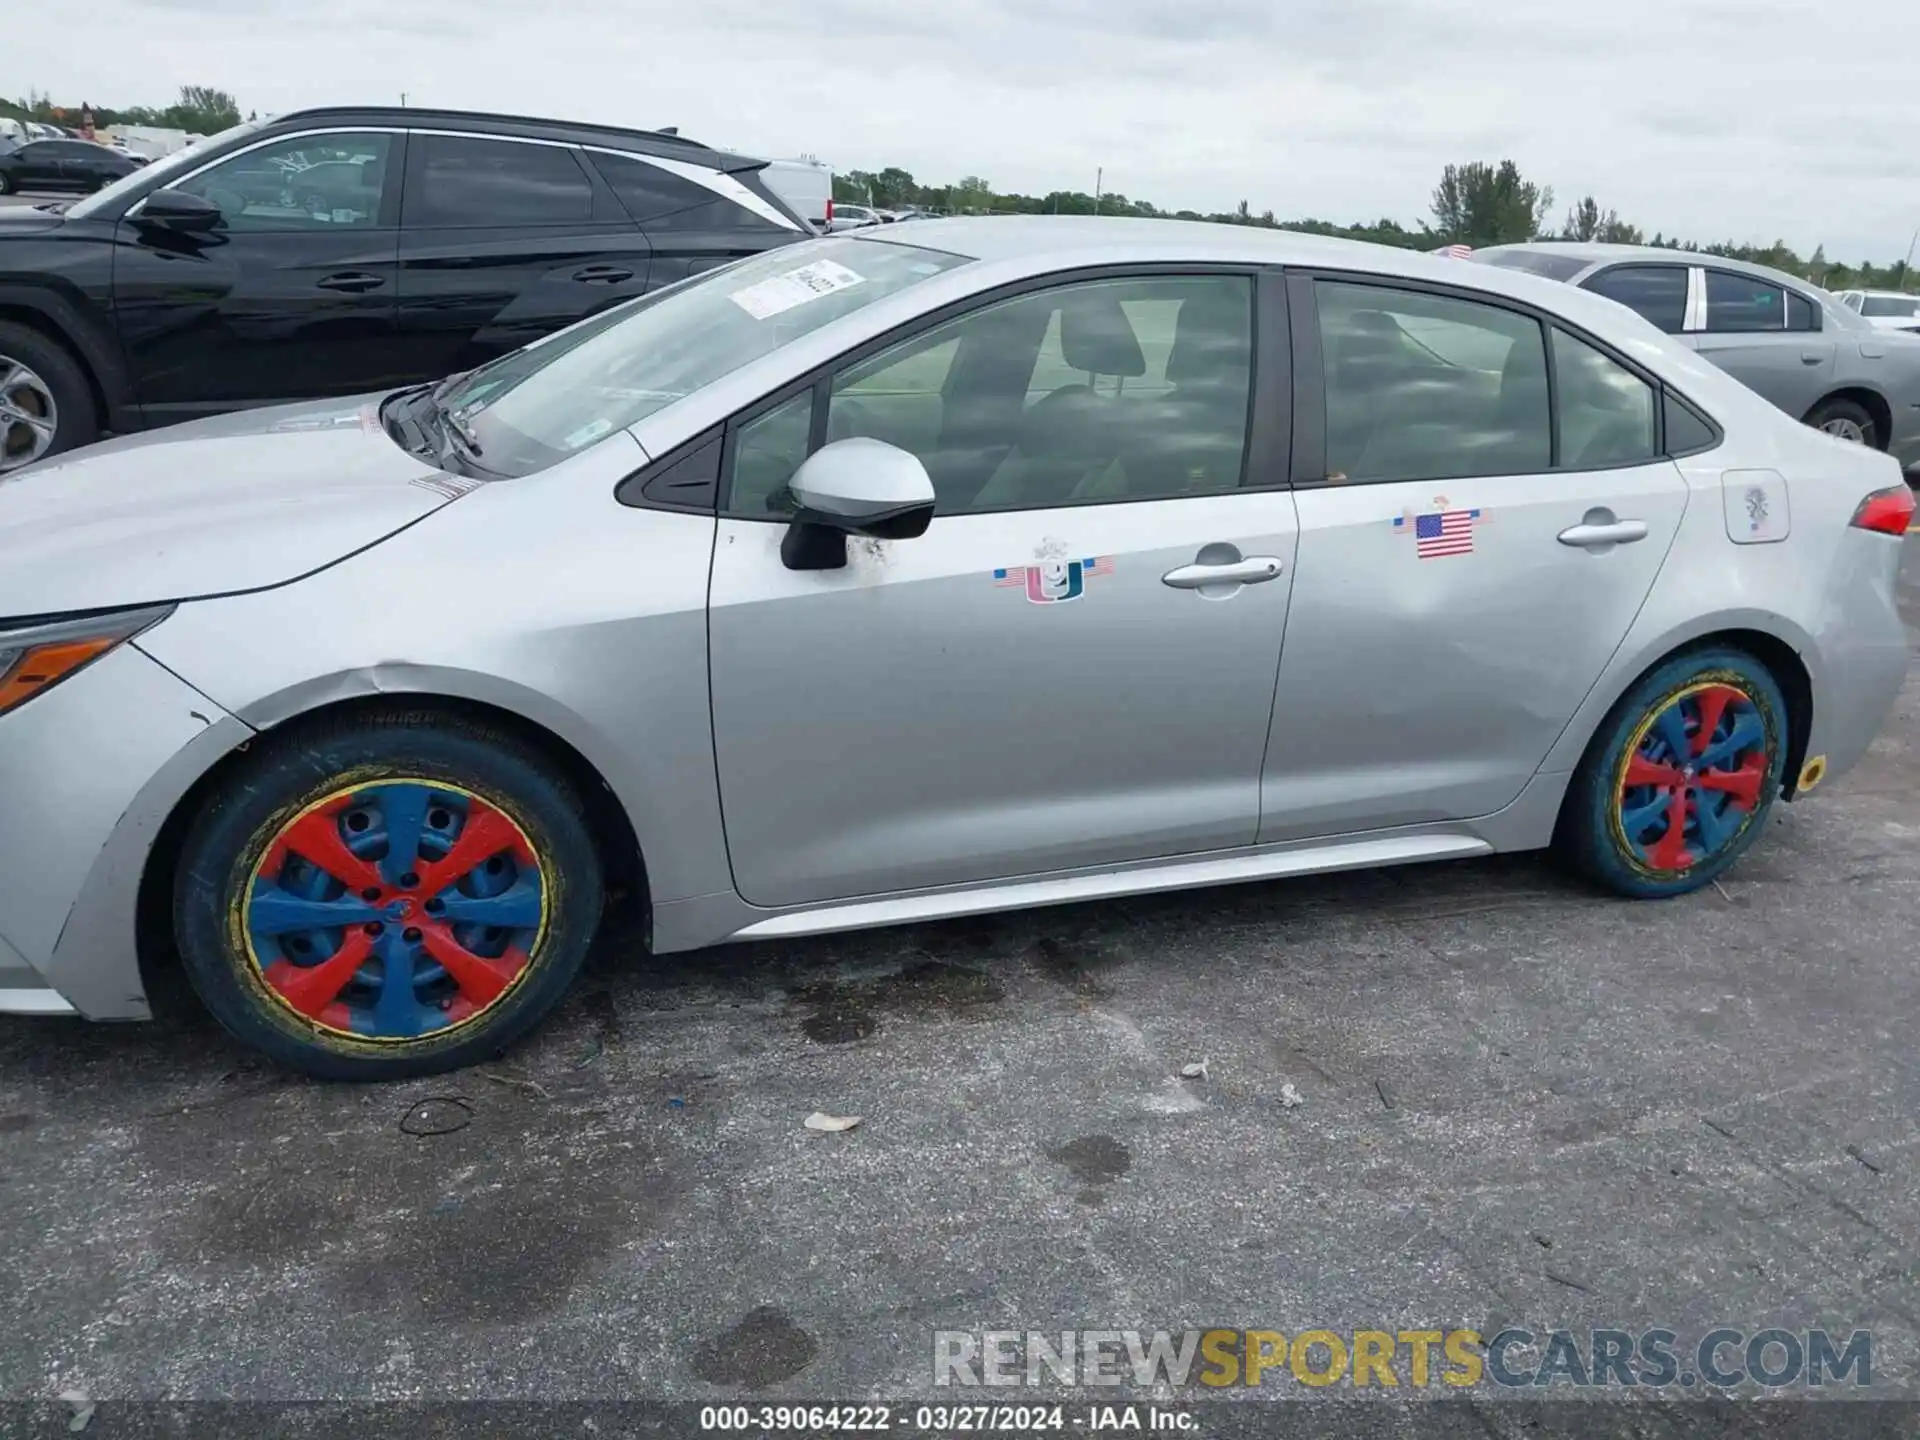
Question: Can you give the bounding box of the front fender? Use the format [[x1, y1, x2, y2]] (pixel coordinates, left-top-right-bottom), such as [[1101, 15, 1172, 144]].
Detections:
[[0, 274, 132, 426]]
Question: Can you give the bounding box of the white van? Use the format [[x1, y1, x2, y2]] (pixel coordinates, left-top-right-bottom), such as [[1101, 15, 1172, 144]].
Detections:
[[758, 158, 835, 234]]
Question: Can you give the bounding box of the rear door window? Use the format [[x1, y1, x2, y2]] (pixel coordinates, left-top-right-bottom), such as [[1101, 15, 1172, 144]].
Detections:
[[402, 134, 594, 228], [1704, 271, 1785, 333], [1315, 280, 1551, 483], [1581, 265, 1689, 334]]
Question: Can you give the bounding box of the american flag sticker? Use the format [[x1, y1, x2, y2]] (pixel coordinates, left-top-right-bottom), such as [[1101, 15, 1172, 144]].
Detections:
[[1393, 500, 1485, 559]]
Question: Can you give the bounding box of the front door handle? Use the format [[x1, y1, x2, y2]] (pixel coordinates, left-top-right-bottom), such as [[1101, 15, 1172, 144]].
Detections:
[[572, 265, 635, 284], [1558, 519, 1648, 549], [1162, 555, 1285, 589], [315, 271, 385, 293]]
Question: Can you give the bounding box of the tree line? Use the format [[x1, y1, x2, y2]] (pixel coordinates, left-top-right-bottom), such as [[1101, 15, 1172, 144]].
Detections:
[[838, 158, 1916, 293], [10, 91, 1907, 293], [3, 87, 245, 139]]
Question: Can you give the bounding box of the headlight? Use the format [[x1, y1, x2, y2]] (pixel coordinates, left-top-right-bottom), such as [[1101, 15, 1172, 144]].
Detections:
[[0, 606, 175, 718]]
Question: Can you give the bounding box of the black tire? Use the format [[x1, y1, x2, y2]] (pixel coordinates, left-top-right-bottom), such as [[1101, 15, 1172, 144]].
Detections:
[[0, 171, 13, 196], [0, 319, 99, 470], [173, 709, 606, 1081], [1804, 396, 1878, 449], [1554, 647, 1788, 899]]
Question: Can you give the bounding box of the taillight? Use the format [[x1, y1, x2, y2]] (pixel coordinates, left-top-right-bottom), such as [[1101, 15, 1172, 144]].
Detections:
[[825, 196, 834, 226], [1849, 484, 1916, 536]]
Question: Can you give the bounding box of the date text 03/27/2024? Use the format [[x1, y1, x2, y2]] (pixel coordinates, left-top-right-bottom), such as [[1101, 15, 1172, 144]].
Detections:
[[698, 1404, 1194, 1431]]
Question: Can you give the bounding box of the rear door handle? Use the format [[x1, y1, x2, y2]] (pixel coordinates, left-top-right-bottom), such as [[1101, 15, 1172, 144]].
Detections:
[[572, 265, 635, 284], [1161, 556, 1285, 589], [1557, 519, 1648, 549], [315, 271, 385, 293], [1801, 350, 1825, 364]]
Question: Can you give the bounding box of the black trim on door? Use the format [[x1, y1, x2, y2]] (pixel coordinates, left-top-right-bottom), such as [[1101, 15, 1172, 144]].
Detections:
[[1284, 271, 1326, 488], [1283, 265, 1725, 488], [1244, 268, 1293, 492], [615, 425, 724, 512]]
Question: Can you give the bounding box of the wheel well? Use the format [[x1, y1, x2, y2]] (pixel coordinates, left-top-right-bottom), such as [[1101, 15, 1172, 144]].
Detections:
[[1808, 387, 1893, 452], [1591, 629, 1814, 796], [134, 694, 650, 1004], [0, 303, 107, 428]]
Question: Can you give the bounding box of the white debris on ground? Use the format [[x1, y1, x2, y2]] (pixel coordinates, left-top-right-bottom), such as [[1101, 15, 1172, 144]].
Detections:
[[803, 1112, 862, 1133]]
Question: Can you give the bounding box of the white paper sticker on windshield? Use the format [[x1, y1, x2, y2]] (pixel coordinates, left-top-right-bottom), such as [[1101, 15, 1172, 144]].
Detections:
[[729, 260, 866, 320], [563, 417, 615, 450]]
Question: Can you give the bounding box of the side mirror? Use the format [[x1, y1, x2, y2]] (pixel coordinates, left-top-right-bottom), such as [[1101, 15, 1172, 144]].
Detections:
[[781, 437, 936, 571], [137, 188, 224, 232]]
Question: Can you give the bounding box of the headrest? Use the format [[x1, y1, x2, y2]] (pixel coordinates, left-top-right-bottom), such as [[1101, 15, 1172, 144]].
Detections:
[[1060, 294, 1147, 377], [1166, 288, 1250, 386]]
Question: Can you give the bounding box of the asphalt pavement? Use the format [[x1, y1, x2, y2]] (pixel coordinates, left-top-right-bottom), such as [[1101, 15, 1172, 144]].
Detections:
[[2, 537, 1919, 1433]]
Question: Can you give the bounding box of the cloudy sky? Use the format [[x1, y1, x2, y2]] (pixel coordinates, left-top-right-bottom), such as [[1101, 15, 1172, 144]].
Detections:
[[22, 0, 1920, 260]]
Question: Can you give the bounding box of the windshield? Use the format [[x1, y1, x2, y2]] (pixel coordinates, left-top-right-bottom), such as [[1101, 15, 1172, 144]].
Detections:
[[1862, 294, 1920, 318], [437, 235, 970, 477], [65, 119, 267, 218]]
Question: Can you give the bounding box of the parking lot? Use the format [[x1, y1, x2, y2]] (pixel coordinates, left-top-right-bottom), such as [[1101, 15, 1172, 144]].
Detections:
[[0, 535, 1913, 1422]]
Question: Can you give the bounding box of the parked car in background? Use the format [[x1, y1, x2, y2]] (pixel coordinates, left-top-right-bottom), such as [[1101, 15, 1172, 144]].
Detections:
[[0, 105, 809, 472], [0, 218, 1908, 1077], [0, 139, 143, 196], [1473, 242, 1920, 477], [1834, 289, 1920, 333], [758, 157, 834, 234], [829, 202, 884, 231]]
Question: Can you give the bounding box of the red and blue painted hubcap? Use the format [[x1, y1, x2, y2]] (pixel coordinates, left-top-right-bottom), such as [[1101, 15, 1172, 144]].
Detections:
[[241, 780, 548, 1040], [1615, 682, 1769, 873]]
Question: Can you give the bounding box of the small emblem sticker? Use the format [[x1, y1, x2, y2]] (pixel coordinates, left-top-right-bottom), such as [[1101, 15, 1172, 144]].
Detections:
[[1393, 495, 1485, 559], [994, 538, 1114, 604]]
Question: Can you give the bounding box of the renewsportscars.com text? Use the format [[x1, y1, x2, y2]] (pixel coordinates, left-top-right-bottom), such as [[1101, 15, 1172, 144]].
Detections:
[[933, 1327, 1873, 1390]]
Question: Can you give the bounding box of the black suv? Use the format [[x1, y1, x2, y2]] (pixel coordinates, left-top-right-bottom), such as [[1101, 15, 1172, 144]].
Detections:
[[0, 106, 810, 472]]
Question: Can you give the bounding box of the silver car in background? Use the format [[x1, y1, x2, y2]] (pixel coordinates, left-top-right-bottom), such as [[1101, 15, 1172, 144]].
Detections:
[[1474, 243, 1920, 476], [1835, 289, 1920, 334], [0, 218, 1909, 1079]]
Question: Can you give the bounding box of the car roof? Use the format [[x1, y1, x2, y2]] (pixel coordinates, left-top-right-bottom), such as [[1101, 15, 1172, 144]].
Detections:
[[266, 106, 762, 172], [857, 215, 1700, 340], [864, 215, 1612, 291], [1477, 240, 1824, 295]]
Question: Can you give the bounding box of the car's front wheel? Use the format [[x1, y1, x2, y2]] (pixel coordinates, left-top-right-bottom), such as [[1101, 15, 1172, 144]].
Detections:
[[1555, 648, 1788, 899], [173, 710, 606, 1081], [0, 171, 13, 195], [0, 321, 98, 474]]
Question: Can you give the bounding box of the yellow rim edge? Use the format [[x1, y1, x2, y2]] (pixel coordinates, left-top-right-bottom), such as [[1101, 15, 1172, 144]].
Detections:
[[1607, 675, 1769, 879], [233, 776, 552, 1047]]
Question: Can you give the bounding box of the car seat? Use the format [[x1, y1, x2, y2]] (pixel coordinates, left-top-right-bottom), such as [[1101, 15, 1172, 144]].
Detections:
[[1105, 285, 1252, 498], [970, 291, 1147, 509]]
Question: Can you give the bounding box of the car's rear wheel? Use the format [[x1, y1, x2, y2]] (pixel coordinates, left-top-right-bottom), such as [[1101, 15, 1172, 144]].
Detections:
[[173, 711, 605, 1081], [0, 321, 97, 474], [1805, 396, 1877, 448], [0, 172, 13, 196], [1555, 648, 1787, 899]]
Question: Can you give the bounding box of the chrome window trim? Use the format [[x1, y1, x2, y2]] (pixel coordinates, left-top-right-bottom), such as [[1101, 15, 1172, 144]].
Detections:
[[127, 125, 406, 217], [1683, 265, 1707, 332]]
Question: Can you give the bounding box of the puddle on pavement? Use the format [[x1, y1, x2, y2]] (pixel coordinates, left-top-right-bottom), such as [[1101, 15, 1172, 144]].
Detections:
[[792, 960, 1006, 1045], [1045, 1134, 1132, 1187], [1024, 935, 1124, 998], [693, 1305, 818, 1388]]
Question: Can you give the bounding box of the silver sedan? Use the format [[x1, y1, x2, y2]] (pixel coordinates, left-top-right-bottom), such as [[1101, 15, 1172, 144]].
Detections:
[[0, 218, 1909, 1078], [1472, 242, 1920, 476]]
